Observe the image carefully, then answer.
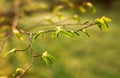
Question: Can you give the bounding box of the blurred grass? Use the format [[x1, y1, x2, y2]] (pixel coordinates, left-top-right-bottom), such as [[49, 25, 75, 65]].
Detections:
[[0, 1, 120, 78]]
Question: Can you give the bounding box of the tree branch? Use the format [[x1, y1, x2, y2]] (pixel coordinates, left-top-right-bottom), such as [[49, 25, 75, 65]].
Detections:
[[11, 0, 20, 30], [17, 33, 34, 78]]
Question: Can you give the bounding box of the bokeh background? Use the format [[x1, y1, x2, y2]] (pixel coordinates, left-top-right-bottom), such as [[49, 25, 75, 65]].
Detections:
[[0, 0, 120, 78]]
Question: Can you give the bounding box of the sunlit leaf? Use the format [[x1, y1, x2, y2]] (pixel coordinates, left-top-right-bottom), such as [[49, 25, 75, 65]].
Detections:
[[95, 22, 102, 30], [86, 2, 96, 13], [82, 29, 91, 38], [79, 6, 86, 13], [53, 5, 64, 14], [72, 15, 81, 23], [33, 30, 44, 42], [45, 17, 54, 24], [13, 68, 24, 78], [69, 31, 80, 38], [68, 2, 74, 8], [56, 12, 64, 20], [41, 51, 55, 65], [4, 48, 16, 57], [102, 16, 112, 22], [52, 26, 62, 38], [73, 31, 80, 36], [13, 29, 24, 40], [61, 30, 72, 38], [95, 16, 111, 31], [61, 30, 80, 38]]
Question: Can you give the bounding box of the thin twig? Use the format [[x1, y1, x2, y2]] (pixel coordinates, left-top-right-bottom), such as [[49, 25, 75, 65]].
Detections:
[[0, 36, 9, 53], [15, 44, 31, 52], [11, 0, 20, 31], [19, 20, 96, 36], [76, 21, 96, 32], [0, 31, 11, 53], [17, 33, 34, 78]]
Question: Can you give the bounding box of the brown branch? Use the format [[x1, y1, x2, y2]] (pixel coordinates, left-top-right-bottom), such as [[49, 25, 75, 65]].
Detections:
[[0, 36, 9, 53], [0, 31, 12, 53], [76, 21, 96, 32], [19, 20, 96, 36], [25, 16, 73, 31], [11, 0, 20, 30], [17, 33, 34, 78], [15, 44, 31, 52]]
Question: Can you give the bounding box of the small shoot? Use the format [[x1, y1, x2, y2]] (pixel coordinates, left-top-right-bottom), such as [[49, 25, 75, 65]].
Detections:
[[61, 0, 74, 9], [12, 68, 25, 78], [70, 31, 80, 38], [4, 48, 16, 57], [79, 6, 86, 13], [12, 29, 24, 40], [52, 26, 80, 39], [79, 2, 96, 13], [33, 30, 44, 42], [86, 2, 96, 13], [95, 16, 111, 31], [45, 17, 54, 24], [56, 12, 64, 20], [52, 26, 63, 38], [41, 51, 55, 65], [53, 5, 64, 14], [72, 14, 81, 23], [82, 29, 91, 38]]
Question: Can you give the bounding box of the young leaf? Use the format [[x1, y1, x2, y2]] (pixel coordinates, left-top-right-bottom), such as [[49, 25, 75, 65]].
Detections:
[[69, 31, 80, 38], [95, 16, 111, 31], [4, 48, 16, 57], [53, 5, 64, 14], [61, 30, 72, 38], [95, 21, 102, 30], [41, 51, 55, 65], [52, 26, 62, 38], [12, 29, 24, 40], [79, 6, 86, 13], [45, 17, 54, 24], [13, 68, 24, 78], [33, 30, 44, 42], [56, 12, 64, 20], [102, 16, 112, 22], [86, 2, 96, 13], [82, 29, 91, 38], [72, 15, 81, 23]]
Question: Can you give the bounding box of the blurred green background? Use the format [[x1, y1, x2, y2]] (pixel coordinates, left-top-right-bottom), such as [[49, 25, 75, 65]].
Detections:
[[0, 0, 120, 78]]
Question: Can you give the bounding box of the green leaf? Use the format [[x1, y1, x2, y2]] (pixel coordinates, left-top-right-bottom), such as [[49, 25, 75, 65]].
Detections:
[[103, 19, 109, 29], [41, 51, 55, 65], [53, 5, 64, 14], [13, 68, 24, 78], [86, 2, 96, 13], [33, 30, 44, 42], [102, 16, 112, 22], [52, 26, 62, 38], [82, 29, 91, 38], [13, 29, 23, 40], [72, 15, 81, 23], [61, 30, 72, 38], [4, 48, 16, 57], [56, 12, 64, 20], [95, 22, 102, 30], [73, 32, 80, 36], [95, 16, 111, 31], [45, 17, 54, 24], [79, 6, 86, 13], [69, 31, 80, 38], [52, 32, 59, 39]]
